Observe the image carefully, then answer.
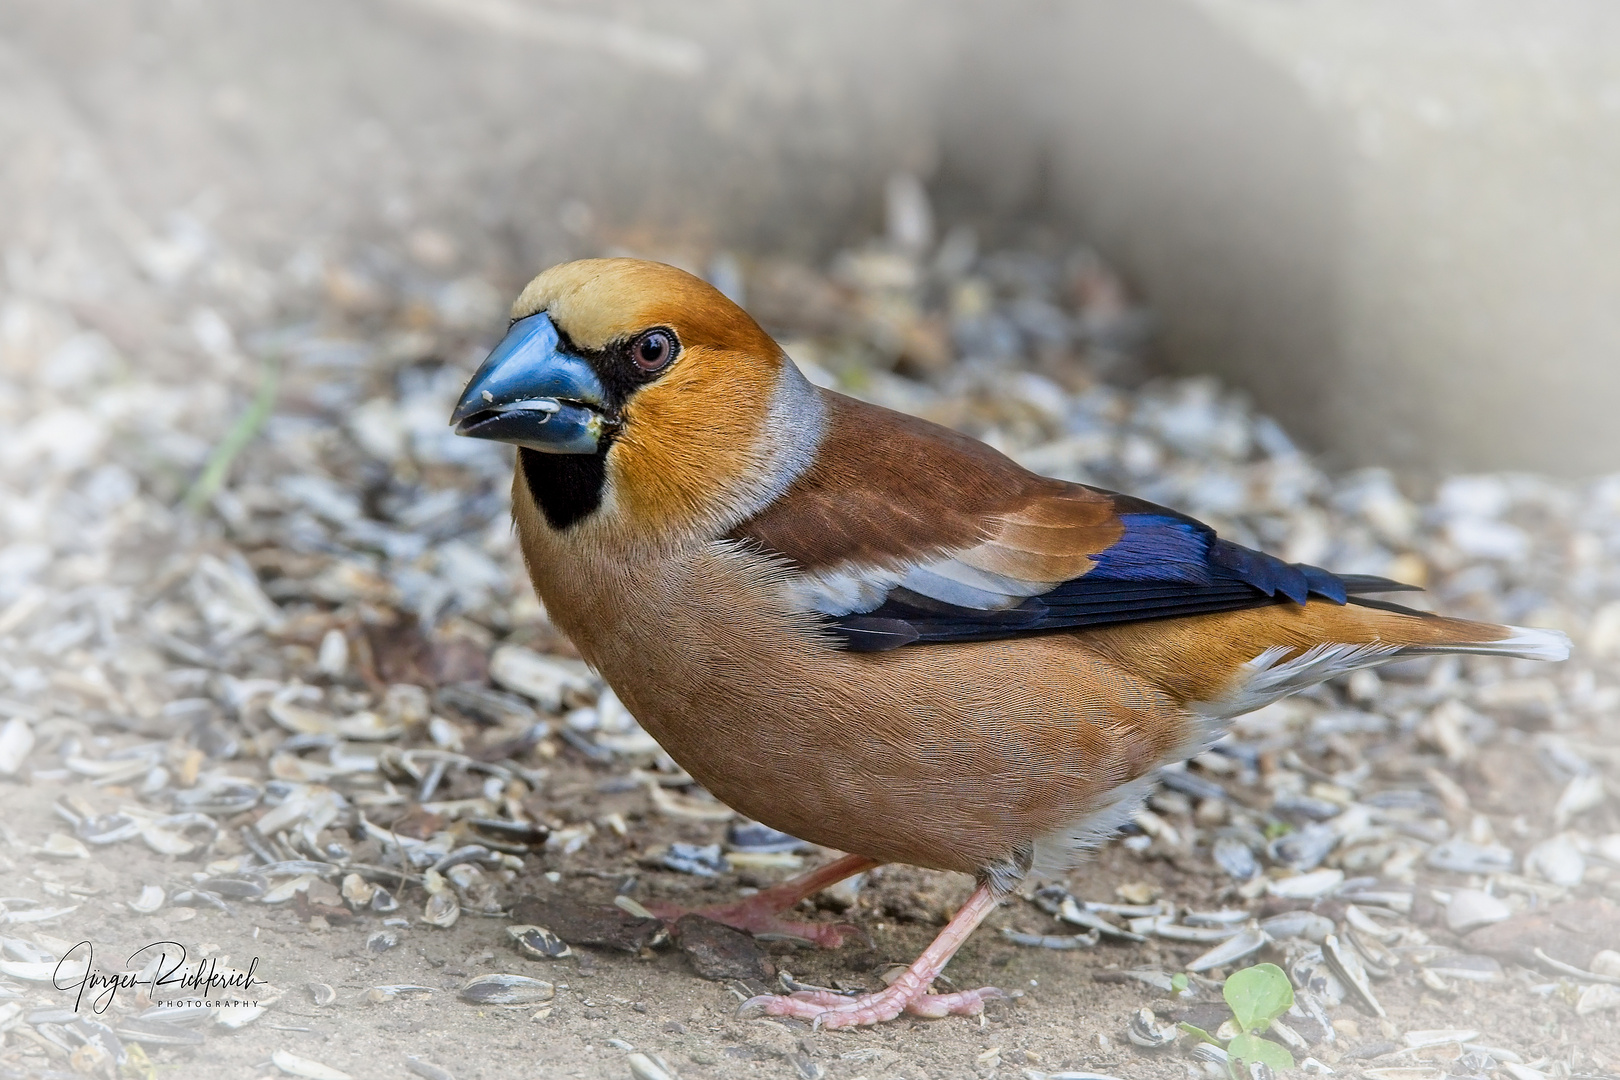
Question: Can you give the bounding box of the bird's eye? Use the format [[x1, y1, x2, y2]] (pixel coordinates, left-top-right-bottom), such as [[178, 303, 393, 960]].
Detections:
[[633, 329, 675, 372]]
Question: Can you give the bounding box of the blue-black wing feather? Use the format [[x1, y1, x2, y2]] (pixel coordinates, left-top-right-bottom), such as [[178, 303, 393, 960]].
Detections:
[[832, 505, 1416, 652]]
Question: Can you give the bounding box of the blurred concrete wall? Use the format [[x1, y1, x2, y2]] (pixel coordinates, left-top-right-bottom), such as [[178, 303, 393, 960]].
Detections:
[[2, 0, 1616, 474], [960, 0, 1620, 475]]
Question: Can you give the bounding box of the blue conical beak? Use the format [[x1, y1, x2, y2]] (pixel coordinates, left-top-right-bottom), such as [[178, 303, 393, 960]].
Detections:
[[450, 313, 613, 455]]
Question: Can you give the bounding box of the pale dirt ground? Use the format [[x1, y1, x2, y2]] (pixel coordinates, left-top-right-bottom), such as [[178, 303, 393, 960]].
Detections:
[[4, 735, 1614, 1080]]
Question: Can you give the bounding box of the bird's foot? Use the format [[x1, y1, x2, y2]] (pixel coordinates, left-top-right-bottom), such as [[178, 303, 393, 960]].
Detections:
[[643, 853, 879, 948], [739, 877, 1007, 1028], [738, 981, 1004, 1029], [642, 896, 861, 949]]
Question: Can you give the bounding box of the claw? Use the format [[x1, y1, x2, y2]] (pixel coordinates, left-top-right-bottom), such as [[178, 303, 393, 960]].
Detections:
[[735, 880, 1007, 1029], [742, 983, 1004, 1028]]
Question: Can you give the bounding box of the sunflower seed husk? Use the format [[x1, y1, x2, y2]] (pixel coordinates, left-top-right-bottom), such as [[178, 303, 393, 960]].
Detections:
[[626, 1053, 678, 1080], [457, 973, 555, 1005], [1425, 840, 1515, 875], [1267, 868, 1343, 899], [200, 874, 267, 898], [1348, 927, 1398, 978], [1183, 909, 1250, 927], [1002, 928, 1099, 950], [216, 1004, 265, 1029], [0, 718, 35, 776], [1425, 953, 1503, 982], [1144, 917, 1241, 943], [1, 959, 86, 982], [114, 1018, 207, 1046], [271, 1050, 353, 1080], [1289, 947, 1348, 1007], [1187, 927, 1268, 972], [78, 813, 142, 845], [367, 984, 436, 1003], [1343, 903, 1402, 943], [1126, 1006, 1177, 1048], [1213, 836, 1261, 880], [421, 888, 459, 928], [1259, 911, 1334, 943], [1268, 823, 1339, 871], [38, 833, 90, 859], [3, 903, 77, 924], [1403, 1029, 1481, 1048], [508, 924, 572, 959], [404, 1057, 456, 1080], [1323, 933, 1385, 1017], [1057, 897, 1144, 941], [727, 820, 811, 853]]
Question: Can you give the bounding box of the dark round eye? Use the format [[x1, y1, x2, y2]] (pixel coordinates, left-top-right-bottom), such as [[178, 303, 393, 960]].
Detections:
[[633, 329, 675, 372]]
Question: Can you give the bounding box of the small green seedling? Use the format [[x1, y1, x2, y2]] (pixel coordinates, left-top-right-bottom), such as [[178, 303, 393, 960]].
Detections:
[[1178, 962, 1295, 1075]]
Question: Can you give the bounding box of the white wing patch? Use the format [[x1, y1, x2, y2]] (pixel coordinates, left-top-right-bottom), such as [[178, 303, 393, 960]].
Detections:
[[782, 552, 1060, 617]]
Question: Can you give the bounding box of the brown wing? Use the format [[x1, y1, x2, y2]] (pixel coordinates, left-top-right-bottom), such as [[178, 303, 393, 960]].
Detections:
[[728, 390, 1393, 650], [732, 391, 1127, 580]]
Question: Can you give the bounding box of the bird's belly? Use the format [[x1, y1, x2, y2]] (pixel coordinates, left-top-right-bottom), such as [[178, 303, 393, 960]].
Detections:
[[530, 545, 1199, 876], [590, 621, 1197, 876]]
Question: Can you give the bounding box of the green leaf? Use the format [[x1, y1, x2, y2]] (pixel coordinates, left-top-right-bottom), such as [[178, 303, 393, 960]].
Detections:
[[1226, 1033, 1295, 1072], [1171, 973, 1189, 993], [1223, 963, 1294, 1032], [1177, 1021, 1222, 1046]]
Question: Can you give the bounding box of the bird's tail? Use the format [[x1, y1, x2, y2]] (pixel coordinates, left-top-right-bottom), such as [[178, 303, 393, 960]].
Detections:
[[1076, 598, 1570, 722]]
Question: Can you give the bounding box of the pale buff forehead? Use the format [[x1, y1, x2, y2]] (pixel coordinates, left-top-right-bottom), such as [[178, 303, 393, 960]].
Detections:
[[511, 258, 724, 351]]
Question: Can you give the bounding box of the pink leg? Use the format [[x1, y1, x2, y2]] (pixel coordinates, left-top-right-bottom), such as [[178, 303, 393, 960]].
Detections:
[[739, 881, 1005, 1029], [643, 853, 880, 948]]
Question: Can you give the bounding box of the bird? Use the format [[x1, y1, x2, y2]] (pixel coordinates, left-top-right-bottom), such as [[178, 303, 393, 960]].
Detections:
[[450, 257, 1570, 1028]]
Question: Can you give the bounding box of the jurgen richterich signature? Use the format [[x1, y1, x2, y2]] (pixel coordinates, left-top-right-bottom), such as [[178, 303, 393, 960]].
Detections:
[[53, 941, 265, 1013]]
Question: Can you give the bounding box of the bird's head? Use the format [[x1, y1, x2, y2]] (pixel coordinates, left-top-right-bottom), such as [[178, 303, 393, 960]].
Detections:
[[452, 258, 823, 542]]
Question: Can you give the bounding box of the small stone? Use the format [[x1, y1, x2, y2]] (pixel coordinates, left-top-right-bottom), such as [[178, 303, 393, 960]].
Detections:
[[1525, 834, 1585, 888], [509, 894, 666, 953], [0, 717, 35, 776], [1447, 889, 1513, 934], [1576, 984, 1620, 1016], [1553, 774, 1606, 828], [672, 914, 775, 981]]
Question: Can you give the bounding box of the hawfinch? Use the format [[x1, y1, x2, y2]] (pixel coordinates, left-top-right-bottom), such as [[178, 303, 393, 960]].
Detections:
[[451, 258, 1568, 1028]]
